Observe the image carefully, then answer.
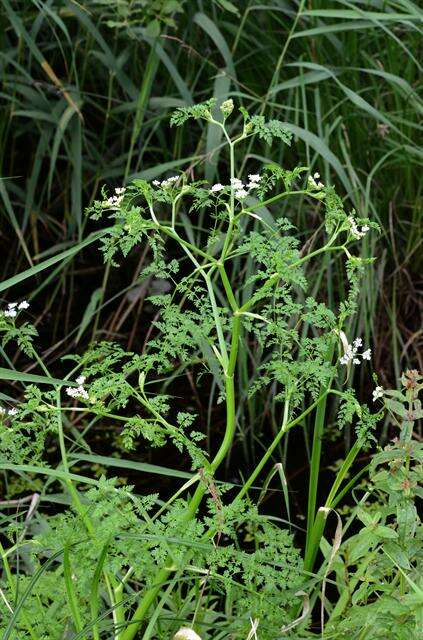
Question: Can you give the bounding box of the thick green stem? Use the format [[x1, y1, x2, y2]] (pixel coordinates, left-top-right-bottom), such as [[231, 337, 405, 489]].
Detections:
[[120, 316, 240, 640]]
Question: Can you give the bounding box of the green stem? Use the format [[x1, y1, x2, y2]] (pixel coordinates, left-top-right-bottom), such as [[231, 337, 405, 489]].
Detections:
[[120, 314, 241, 640], [218, 263, 238, 312], [234, 390, 330, 503], [304, 343, 335, 569], [244, 189, 324, 214], [160, 225, 216, 264]]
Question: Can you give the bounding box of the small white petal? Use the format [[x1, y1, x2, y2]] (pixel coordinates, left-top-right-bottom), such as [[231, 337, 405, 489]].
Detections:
[[361, 349, 371, 361], [372, 386, 384, 401]]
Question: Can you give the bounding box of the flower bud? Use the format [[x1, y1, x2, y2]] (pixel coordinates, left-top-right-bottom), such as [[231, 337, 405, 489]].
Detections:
[[220, 98, 234, 118]]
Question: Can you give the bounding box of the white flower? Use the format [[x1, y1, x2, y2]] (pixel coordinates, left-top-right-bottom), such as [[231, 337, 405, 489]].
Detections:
[[339, 336, 372, 366], [66, 376, 89, 401], [115, 187, 126, 195], [372, 386, 384, 402], [246, 182, 259, 190], [235, 188, 248, 200], [248, 174, 261, 183], [210, 183, 224, 192], [173, 628, 202, 640], [105, 194, 124, 208], [152, 180, 160, 186], [18, 300, 30, 310], [0, 406, 18, 417], [161, 176, 179, 188], [313, 172, 320, 179], [348, 216, 369, 240], [3, 302, 21, 317], [230, 177, 244, 189]]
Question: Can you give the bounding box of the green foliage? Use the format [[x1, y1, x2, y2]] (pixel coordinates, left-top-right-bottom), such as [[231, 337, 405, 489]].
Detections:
[[0, 99, 418, 640], [248, 115, 292, 147], [170, 99, 217, 126], [325, 371, 423, 638], [0, 0, 422, 635], [91, 0, 185, 34]]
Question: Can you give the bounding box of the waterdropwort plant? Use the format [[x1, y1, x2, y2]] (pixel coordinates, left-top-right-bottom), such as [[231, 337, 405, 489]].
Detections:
[[1, 100, 390, 639]]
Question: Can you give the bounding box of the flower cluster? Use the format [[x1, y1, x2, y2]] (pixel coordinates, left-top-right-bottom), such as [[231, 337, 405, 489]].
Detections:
[[210, 174, 262, 200], [65, 375, 89, 400], [152, 175, 180, 188], [339, 337, 371, 366], [220, 98, 234, 118], [2, 300, 30, 318], [372, 386, 384, 402], [103, 187, 126, 208], [348, 215, 369, 240], [0, 406, 18, 417], [308, 172, 324, 190]]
